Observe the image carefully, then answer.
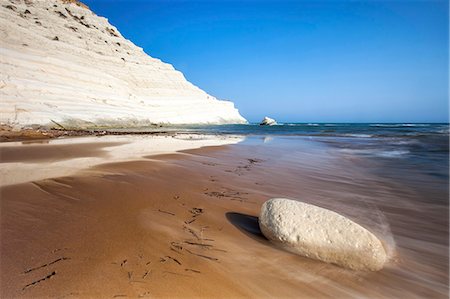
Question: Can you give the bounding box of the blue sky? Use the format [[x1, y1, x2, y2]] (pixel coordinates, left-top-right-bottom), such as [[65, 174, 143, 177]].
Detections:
[[84, 0, 448, 123]]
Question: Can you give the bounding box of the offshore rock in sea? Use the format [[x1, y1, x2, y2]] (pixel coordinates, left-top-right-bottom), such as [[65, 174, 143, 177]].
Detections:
[[260, 116, 277, 126], [0, 0, 247, 129], [259, 198, 387, 271]]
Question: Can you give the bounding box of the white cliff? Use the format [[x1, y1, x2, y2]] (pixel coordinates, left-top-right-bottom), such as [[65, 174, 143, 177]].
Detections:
[[0, 0, 247, 128]]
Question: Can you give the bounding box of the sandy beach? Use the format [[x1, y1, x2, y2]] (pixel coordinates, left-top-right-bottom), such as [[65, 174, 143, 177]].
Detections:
[[1, 134, 448, 298], [1, 0, 447, 297]]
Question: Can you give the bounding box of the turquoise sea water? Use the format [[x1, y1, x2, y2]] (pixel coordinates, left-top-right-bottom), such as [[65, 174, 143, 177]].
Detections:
[[107, 123, 448, 189], [154, 123, 449, 180], [173, 123, 449, 138]]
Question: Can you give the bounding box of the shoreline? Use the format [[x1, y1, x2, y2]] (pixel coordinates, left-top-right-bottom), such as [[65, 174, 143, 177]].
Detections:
[[0, 124, 187, 143], [0, 134, 244, 187]]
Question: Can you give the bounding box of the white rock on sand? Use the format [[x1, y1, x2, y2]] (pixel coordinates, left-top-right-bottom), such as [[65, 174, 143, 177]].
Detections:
[[259, 198, 387, 271], [0, 0, 246, 128]]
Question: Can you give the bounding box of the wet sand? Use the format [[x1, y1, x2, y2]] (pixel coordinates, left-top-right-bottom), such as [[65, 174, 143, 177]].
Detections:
[[0, 135, 243, 187], [1, 136, 448, 298], [0, 124, 170, 143]]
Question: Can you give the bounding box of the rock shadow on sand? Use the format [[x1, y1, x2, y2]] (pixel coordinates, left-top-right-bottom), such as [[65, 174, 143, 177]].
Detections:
[[226, 212, 269, 244]]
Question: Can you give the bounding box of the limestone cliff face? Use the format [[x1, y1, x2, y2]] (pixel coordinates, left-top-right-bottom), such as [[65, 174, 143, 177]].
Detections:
[[0, 0, 247, 128]]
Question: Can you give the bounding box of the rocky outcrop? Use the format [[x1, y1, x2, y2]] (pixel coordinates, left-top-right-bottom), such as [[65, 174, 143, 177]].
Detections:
[[259, 116, 277, 126], [259, 198, 387, 271], [0, 0, 247, 128]]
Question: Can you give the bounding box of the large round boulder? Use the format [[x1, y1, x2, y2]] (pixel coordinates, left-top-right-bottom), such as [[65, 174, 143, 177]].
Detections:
[[259, 198, 387, 271]]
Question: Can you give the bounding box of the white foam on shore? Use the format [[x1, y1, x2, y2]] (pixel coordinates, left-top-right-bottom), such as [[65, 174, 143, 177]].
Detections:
[[369, 124, 430, 127], [338, 148, 410, 158], [376, 150, 410, 158], [0, 134, 244, 187], [341, 133, 373, 138]]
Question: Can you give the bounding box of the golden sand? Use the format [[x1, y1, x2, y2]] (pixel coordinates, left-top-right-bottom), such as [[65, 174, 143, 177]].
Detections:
[[1, 137, 448, 298]]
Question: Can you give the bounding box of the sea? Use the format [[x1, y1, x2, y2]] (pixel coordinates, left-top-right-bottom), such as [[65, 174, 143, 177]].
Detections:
[[173, 122, 449, 296], [121, 122, 449, 201], [152, 122, 449, 180]]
